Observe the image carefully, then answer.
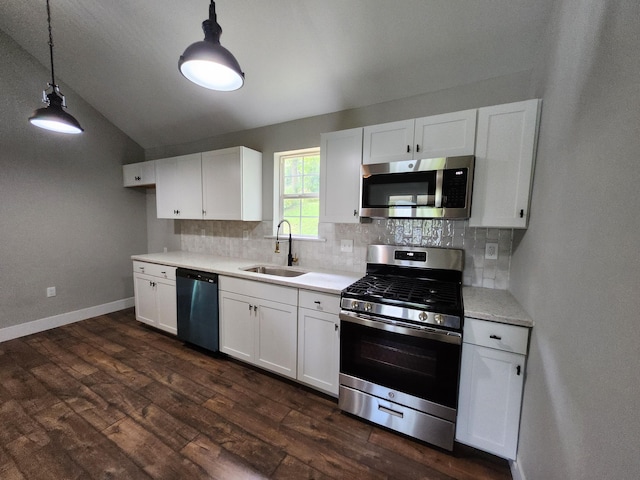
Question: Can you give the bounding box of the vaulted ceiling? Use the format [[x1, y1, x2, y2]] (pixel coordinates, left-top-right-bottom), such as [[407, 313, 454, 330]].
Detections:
[[0, 0, 554, 149]]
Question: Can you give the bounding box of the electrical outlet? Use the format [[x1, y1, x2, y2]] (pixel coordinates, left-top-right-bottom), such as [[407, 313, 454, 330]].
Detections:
[[46, 286, 56, 297], [485, 243, 498, 260], [340, 239, 353, 253]]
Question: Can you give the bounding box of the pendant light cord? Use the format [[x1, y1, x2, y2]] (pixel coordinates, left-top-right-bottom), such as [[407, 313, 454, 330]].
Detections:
[[46, 0, 56, 87]]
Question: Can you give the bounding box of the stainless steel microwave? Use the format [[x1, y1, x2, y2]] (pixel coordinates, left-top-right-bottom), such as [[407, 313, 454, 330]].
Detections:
[[360, 155, 474, 219]]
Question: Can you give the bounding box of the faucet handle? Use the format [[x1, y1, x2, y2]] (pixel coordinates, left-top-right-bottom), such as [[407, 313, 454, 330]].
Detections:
[[274, 241, 280, 254], [292, 254, 299, 265]]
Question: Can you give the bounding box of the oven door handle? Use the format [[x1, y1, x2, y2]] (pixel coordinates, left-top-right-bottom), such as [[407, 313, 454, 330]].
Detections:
[[339, 311, 462, 345]]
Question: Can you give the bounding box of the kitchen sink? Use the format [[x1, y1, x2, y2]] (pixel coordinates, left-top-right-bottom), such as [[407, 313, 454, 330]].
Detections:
[[242, 265, 307, 277]]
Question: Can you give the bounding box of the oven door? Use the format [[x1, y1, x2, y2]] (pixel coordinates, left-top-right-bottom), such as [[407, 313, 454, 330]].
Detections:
[[339, 312, 462, 414]]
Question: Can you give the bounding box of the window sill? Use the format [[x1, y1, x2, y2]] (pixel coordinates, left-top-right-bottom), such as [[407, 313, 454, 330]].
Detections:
[[264, 235, 326, 243]]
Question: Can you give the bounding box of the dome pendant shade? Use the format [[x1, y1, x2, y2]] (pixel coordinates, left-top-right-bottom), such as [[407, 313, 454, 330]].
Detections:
[[179, 1, 245, 91], [30, 87, 84, 134], [30, 0, 83, 134]]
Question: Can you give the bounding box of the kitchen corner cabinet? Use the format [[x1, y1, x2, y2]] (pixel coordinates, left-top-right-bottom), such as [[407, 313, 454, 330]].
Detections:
[[123, 160, 156, 187], [201, 147, 262, 221], [470, 99, 541, 228], [155, 153, 203, 219], [219, 276, 297, 379], [132, 261, 177, 335], [297, 290, 340, 396], [319, 128, 363, 224], [362, 110, 477, 164], [456, 318, 530, 460]]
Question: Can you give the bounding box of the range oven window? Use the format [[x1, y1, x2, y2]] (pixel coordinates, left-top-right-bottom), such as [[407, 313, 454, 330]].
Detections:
[[340, 320, 460, 409], [362, 171, 437, 207]]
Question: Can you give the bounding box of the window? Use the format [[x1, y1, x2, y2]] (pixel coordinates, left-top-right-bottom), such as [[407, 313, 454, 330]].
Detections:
[[274, 148, 320, 237]]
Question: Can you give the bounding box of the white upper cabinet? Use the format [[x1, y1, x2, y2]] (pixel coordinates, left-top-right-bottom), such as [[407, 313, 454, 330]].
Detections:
[[470, 99, 541, 228], [363, 119, 415, 164], [362, 110, 477, 164], [414, 109, 477, 158], [201, 147, 262, 221], [155, 153, 203, 219], [123, 160, 156, 187], [319, 128, 363, 224]]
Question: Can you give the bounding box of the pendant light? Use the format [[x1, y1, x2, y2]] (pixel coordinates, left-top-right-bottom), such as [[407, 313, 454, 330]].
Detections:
[[29, 0, 84, 134], [179, 1, 245, 91]]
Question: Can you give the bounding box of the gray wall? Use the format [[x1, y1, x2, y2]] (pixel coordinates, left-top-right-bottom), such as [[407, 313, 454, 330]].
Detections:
[[0, 29, 146, 329], [510, 0, 640, 479]]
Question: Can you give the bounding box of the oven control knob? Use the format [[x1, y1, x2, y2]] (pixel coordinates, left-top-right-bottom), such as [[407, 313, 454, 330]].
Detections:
[[434, 314, 444, 325], [365, 303, 373, 312], [418, 311, 428, 322], [351, 300, 359, 309]]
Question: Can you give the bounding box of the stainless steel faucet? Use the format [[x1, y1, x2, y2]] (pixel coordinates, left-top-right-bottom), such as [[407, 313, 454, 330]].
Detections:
[[275, 219, 296, 266]]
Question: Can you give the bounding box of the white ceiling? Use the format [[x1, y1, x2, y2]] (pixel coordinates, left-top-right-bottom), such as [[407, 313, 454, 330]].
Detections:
[[0, 0, 554, 149]]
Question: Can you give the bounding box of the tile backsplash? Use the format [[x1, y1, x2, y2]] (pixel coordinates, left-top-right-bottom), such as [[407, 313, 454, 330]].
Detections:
[[180, 219, 513, 289]]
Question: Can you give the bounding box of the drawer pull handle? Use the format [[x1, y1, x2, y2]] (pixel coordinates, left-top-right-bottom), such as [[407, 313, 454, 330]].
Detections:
[[314, 301, 321, 304], [378, 404, 403, 418], [489, 334, 502, 340]]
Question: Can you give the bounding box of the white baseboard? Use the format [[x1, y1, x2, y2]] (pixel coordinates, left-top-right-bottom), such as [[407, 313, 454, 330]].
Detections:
[[510, 458, 526, 480], [0, 297, 135, 343]]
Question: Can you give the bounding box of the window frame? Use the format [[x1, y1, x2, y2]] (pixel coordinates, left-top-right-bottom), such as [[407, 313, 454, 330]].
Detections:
[[272, 147, 321, 238]]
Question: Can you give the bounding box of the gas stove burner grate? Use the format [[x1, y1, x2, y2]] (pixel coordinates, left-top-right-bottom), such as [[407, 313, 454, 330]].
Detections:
[[345, 274, 460, 309]]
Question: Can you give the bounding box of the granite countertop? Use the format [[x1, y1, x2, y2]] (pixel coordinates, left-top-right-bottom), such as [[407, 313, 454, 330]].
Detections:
[[131, 251, 361, 295], [463, 286, 533, 327]]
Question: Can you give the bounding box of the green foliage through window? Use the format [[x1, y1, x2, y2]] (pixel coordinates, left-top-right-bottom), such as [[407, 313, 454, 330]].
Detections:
[[280, 151, 320, 236]]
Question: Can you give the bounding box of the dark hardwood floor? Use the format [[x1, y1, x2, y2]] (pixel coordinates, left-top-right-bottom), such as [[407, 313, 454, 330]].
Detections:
[[0, 309, 511, 480]]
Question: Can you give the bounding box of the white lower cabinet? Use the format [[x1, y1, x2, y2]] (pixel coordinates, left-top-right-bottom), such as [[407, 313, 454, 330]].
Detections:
[[297, 290, 340, 396], [132, 261, 177, 335], [219, 277, 298, 379], [456, 317, 530, 460]]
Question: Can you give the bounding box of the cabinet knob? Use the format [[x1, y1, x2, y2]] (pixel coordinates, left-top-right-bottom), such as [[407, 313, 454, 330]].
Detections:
[[416, 144, 420, 153], [516, 365, 522, 376], [335, 324, 339, 332], [520, 209, 524, 218], [406, 145, 410, 153], [353, 209, 357, 216]]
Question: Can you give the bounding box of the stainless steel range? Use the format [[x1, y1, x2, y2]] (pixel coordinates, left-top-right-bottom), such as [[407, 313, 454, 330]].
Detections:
[[339, 244, 464, 450]]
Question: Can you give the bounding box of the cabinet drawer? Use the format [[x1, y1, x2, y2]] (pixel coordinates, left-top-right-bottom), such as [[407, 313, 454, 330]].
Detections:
[[133, 261, 176, 281], [463, 317, 529, 355], [298, 290, 340, 315]]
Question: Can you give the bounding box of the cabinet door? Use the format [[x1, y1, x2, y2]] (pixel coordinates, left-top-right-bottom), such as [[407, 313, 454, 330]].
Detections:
[[319, 128, 362, 223], [219, 291, 255, 362], [155, 279, 177, 335], [123, 161, 156, 187], [363, 119, 415, 164], [133, 273, 156, 326], [297, 307, 339, 396], [470, 99, 541, 228], [202, 147, 262, 221], [255, 299, 297, 379], [414, 109, 477, 158], [155, 153, 203, 219], [456, 343, 525, 460]]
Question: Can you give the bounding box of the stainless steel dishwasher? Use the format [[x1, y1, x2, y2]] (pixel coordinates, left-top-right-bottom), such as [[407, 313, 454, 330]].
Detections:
[[176, 268, 219, 352]]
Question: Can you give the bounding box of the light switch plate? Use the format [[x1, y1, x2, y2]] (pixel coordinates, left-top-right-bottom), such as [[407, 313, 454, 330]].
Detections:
[[340, 239, 353, 253]]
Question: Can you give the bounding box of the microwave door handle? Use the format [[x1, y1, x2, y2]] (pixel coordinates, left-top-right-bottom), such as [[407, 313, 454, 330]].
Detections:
[[435, 169, 444, 208]]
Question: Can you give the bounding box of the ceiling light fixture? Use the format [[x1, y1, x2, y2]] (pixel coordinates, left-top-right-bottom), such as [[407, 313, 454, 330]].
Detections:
[[29, 0, 84, 134], [178, 0, 245, 91]]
